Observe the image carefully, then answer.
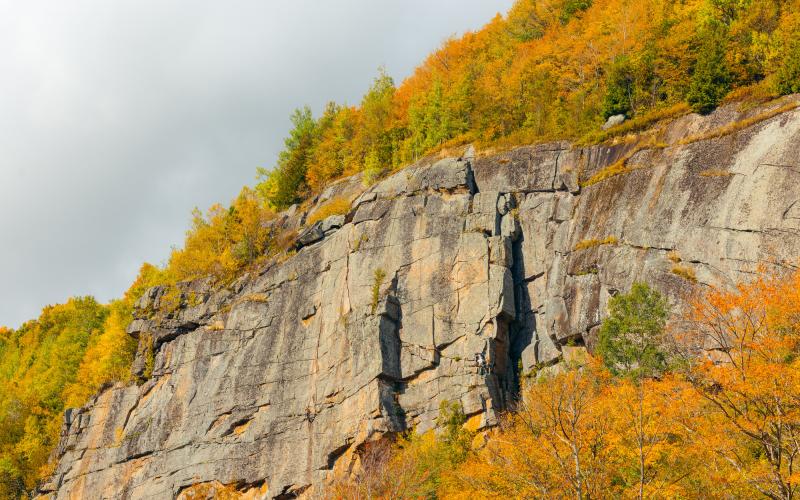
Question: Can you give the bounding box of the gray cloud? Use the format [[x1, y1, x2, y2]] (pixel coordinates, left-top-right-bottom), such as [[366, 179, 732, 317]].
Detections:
[[0, 0, 514, 328]]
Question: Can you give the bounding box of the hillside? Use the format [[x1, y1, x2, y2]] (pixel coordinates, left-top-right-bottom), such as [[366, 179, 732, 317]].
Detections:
[[37, 95, 800, 498], [1, 0, 800, 498]]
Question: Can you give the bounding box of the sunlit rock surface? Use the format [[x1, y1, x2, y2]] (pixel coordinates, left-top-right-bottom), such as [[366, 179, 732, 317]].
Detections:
[[41, 97, 800, 499]]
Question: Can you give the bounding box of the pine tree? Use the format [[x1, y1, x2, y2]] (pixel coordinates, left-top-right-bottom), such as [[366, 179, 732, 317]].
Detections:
[[687, 24, 732, 114], [602, 56, 635, 119], [597, 282, 670, 379]]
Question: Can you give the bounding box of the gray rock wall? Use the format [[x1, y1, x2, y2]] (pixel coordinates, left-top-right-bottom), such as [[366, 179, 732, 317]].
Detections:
[[41, 97, 800, 499]]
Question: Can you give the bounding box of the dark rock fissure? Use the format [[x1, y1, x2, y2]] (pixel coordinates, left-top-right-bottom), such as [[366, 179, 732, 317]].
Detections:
[[507, 221, 530, 402]]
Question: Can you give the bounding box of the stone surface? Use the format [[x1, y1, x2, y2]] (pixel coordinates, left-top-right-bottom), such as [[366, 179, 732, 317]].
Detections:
[[41, 97, 800, 499], [603, 113, 626, 130]]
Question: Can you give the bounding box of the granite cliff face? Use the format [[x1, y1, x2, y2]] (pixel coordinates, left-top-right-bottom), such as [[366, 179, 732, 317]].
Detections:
[[41, 97, 800, 498]]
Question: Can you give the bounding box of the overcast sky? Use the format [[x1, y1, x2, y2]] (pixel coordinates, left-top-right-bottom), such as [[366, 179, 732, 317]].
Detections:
[[0, 1, 514, 328]]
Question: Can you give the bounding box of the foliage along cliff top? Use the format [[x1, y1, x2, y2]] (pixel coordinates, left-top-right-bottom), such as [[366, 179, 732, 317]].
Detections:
[[256, 0, 800, 210]]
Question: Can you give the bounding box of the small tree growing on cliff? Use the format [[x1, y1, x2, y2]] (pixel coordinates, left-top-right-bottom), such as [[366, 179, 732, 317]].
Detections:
[[436, 400, 473, 464], [597, 282, 670, 379]]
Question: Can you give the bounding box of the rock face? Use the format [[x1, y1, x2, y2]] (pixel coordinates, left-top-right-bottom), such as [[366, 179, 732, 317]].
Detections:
[[41, 97, 800, 498]]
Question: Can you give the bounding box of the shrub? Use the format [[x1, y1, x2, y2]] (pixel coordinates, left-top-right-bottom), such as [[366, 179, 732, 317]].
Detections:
[[306, 196, 351, 225], [671, 265, 697, 282], [371, 268, 387, 314], [698, 169, 732, 177], [141, 333, 155, 382], [678, 101, 799, 145], [581, 136, 666, 187], [574, 235, 618, 251]]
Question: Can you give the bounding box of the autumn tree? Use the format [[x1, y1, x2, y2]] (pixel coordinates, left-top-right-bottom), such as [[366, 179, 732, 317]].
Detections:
[[684, 270, 800, 499], [771, 10, 800, 95], [0, 298, 108, 497], [329, 401, 473, 499], [307, 103, 359, 191], [167, 187, 274, 283], [445, 363, 619, 498]]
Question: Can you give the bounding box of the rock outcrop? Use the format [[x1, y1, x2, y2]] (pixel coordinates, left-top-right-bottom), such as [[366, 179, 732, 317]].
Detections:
[[41, 96, 800, 498]]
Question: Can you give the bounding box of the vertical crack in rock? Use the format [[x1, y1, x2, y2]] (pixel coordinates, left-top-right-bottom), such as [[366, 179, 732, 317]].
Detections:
[[507, 215, 530, 401]]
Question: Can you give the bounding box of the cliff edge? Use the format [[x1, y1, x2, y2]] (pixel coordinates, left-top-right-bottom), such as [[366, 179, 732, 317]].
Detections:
[[40, 96, 800, 498]]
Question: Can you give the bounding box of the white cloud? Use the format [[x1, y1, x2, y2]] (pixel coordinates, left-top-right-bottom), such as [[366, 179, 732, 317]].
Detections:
[[0, 0, 514, 327]]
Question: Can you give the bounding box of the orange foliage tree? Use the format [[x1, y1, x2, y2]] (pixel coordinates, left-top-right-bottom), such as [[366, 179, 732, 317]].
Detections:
[[683, 270, 800, 498], [366, 270, 800, 499]]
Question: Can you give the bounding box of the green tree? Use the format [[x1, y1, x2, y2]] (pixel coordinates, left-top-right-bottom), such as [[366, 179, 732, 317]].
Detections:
[[355, 68, 397, 169], [436, 400, 473, 463], [687, 24, 732, 114], [603, 56, 635, 119], [597, 282, 670, 379], [560, 0, 593, 24], [256, 106, 318, 209], [307, 103, 358, 191], [409, 79, 450, 156]]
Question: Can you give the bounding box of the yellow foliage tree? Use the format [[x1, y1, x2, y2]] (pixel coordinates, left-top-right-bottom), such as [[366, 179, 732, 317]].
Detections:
[[167, 187, 274, 283]]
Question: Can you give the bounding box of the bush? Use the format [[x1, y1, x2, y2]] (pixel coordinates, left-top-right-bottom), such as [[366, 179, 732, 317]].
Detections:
[[305, 196, 351, 225], [371, 268, 386, 314]]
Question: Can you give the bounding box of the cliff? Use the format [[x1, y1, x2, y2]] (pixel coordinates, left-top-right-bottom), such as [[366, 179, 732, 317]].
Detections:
[[40, 96, 800, 499]]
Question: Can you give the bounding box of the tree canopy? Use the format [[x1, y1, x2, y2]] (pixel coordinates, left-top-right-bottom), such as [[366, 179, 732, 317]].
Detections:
[[257, 0, 800, 206]]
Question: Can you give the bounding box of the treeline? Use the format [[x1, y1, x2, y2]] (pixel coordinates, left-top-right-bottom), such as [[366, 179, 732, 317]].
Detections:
[[259, 0, 800, 209], [334, 270, 800, 499], [0, 265, 164, 498]]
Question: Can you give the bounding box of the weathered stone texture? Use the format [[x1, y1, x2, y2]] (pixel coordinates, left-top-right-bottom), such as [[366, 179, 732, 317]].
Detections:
[[41, 97, 800, 499]]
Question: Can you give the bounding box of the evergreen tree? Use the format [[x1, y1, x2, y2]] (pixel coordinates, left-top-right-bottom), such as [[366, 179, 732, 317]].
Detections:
[[602, 56, 635, 119], [597, 282, 670, 379], [560, 0, 593, 24], [687, 25, 732, 114]]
